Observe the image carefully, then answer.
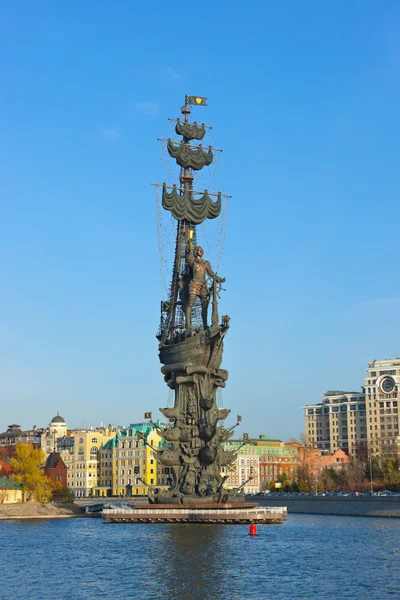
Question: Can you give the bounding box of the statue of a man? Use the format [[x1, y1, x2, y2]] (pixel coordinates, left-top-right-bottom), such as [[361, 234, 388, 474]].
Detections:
[[182, 242, 225, 329]]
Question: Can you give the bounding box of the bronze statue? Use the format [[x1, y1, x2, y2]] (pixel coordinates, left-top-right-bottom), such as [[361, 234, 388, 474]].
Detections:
[[181, 241, 225, 329], [153, 96, 245, 505]]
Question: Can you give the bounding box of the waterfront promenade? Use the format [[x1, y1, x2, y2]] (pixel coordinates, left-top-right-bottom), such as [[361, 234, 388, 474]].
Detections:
[[255, 495, 400, 517]]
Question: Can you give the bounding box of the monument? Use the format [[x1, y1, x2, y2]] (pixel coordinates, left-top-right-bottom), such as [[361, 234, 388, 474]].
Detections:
[[104, 96, 284, 523], [151, 95, 243, 505]]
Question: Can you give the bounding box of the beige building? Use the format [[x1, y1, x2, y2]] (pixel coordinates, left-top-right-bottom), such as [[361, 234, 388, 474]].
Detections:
[[222, 437, 300, 494], [365, 358, 400, 456], [0, 478, 23, 503], [303, 391, 367, 456], [42, 412, 68, 455], [97, 423, 164, 497], [54, 426, 118, 498], [72, 427, 117, 497]]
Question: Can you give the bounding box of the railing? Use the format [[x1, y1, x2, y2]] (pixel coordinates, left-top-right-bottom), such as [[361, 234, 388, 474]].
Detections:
[[103, 506, 286, 516]]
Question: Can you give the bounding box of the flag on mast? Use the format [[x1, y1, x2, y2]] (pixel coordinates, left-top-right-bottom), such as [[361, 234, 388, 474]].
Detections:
[[185, 95, 208, 106]]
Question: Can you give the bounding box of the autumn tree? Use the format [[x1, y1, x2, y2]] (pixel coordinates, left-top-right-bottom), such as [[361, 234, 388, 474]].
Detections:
[[0, 446, 15, 461], [11, 442, 56, 502]]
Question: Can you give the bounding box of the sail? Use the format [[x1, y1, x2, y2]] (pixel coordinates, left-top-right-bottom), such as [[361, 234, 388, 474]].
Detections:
[[162, 184, 221, 224], [175, 119, 206, 141], [167, 139, 213, 171]]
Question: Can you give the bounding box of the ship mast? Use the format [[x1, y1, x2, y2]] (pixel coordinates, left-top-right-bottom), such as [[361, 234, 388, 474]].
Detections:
[[155, 95, 225, 343], [169, 101, 193, 336]]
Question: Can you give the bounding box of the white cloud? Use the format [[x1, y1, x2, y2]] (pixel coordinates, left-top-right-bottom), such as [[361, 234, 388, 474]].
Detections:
[[102, 128, 120, 141]]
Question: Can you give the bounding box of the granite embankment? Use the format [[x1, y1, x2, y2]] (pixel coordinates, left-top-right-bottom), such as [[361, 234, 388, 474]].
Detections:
[[0, 501, 85, 519], [256, 495, 400, 517]]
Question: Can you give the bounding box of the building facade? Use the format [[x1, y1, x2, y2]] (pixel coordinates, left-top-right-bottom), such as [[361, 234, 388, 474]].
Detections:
[[0, 424, 45, 449], [42, 413, 68, 455], [365, 358, 400, 456], [304, 357, 400, 459], [44, 452, 68, 487], [0, 477, 23, 504], [59, 427, 117, 498], [222, 436, 300, 494], [97, 422, 164, 497], [303, 391, 367, 456]]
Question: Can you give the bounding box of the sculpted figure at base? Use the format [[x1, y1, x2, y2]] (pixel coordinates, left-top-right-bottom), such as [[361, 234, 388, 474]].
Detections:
[[181, 242, 225, 329]]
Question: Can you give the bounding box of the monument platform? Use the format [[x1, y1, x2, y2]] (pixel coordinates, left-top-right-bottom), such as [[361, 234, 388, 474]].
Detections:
[[102, 503, 286, 524]]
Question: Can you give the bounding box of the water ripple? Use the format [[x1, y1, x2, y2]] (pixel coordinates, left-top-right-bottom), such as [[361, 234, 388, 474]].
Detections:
[[0, 515, 399, 599]]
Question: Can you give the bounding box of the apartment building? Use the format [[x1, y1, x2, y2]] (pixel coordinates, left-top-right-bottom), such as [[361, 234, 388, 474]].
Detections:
[[96, 422, 164, 497], [222, 436, 300, 494], [303, 391, 366, 456], [365, 358, 400, 456]]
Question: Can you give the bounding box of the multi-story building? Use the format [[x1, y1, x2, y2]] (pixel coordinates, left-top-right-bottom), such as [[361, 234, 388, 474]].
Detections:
[[68, 427, 117, 498], [97, 422, 164, 497], [42, 413, 68, 455], [56, 435, 74, 488], [0, 424, 46, 449], [303, 391, 367, 456], [222, 436, 300, 494], [44, 452, 68, 487], [365, 358, 400, 456]]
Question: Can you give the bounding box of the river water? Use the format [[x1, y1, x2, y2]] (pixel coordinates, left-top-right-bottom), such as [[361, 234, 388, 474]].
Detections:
[[0, 515, 399, 599]]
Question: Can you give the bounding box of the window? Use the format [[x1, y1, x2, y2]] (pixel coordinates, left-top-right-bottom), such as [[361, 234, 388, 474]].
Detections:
[[91, 438, 98, 444], [79, 438, 84, 444], [90, 446, 98, 457], [78, 446, 84, 456]]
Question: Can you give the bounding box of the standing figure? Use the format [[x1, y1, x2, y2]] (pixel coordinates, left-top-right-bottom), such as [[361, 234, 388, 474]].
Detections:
[[182, 242, 225, 329]]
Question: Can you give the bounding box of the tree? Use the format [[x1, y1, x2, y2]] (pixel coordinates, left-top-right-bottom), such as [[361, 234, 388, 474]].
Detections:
[[299, 479, 309, 492], [0, 446, 15, 461], [61, 486, 74, 503], [277, 472, 292, 493], [10, 442, 56, 502], [345, 459, 366, 491]]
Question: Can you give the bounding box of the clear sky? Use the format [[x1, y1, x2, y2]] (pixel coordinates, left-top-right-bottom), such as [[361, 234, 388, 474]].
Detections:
[[1, 1, 400, 439]]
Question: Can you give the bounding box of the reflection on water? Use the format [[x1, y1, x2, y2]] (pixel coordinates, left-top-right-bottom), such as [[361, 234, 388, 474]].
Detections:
[[0, 515, 399, 599], [154, 525, 229, 600]]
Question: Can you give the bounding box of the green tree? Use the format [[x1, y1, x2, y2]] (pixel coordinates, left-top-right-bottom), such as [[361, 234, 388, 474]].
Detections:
[[299, 479, 309, 492], [11, 442, 55, 502], [61, 486, 75, 503]]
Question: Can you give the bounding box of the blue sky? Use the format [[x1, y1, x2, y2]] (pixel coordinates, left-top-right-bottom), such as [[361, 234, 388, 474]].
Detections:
[[1, 1, 400, 439]]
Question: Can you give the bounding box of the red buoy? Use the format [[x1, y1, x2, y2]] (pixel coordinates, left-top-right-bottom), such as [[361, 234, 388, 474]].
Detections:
[[249, 523, 257, 536]]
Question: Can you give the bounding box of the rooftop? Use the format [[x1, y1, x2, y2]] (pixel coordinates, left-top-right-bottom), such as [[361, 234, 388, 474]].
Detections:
[[325, 391, 363, 397], [0, 477, 20, 490], [45, 452, 67, 470], [50, 411, 66, 424]]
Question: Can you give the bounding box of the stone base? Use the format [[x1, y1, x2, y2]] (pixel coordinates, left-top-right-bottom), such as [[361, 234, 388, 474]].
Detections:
[[102, 504, 286, 524], [143, 502, 257, 510]]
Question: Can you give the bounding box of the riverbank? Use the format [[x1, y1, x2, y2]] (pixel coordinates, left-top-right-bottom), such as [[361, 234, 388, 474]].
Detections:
[[255, 495, 400, 517], [0, 501, 85, 520]]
